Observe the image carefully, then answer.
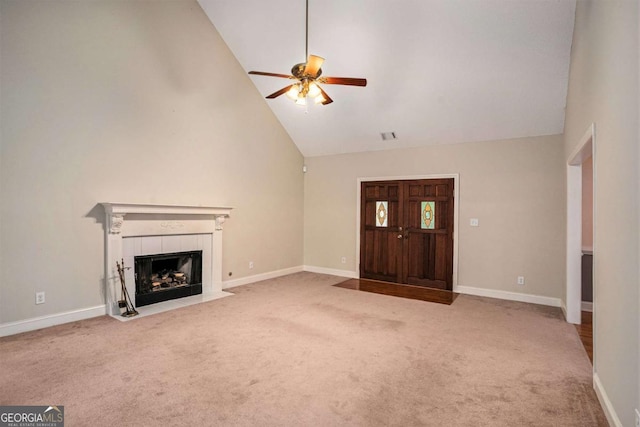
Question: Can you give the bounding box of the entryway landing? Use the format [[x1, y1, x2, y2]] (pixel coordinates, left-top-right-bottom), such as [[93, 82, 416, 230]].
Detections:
[[334, 278, 458, 305]]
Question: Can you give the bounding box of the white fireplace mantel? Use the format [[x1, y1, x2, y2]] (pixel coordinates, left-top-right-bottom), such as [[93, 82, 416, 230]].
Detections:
[[102, 203, 232, 234], [100, 203, 232, 317]]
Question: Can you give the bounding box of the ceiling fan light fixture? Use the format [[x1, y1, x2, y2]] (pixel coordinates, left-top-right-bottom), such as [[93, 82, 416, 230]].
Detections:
[[308, 82, 321, 98], [286, 84, 301, 100], [314, 95, 325, 104], [295, 96, 307, 106]]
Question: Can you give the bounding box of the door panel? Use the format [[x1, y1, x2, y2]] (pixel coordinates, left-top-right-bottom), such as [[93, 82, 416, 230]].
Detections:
[[360, 179, 454, 290], [403, 179, 454, 289], [360, 182, 403, 283]]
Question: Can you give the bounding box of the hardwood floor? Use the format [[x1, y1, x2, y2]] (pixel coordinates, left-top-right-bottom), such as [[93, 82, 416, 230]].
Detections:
[[334, 278, 458, 305], [575, 310, 593, 363]]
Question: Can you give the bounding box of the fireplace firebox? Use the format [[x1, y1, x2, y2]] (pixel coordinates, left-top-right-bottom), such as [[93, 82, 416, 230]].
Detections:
[[134, 250, 203, 307]]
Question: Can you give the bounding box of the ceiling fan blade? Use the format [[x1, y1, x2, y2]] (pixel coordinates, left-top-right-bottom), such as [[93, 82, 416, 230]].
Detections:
[[319, 77, 367, 87], [248, 71, 293, 79], [317, 85, 333, 105], [304, 55, 325, 77], [265, 85, 294, 99]]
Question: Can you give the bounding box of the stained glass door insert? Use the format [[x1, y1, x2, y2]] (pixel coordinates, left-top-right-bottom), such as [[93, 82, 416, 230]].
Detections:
[[375, 201, 388, 227], [421, 201, 435, 229]]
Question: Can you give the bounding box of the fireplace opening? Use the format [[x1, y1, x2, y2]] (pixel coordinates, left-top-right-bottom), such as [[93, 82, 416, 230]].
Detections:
[[134, 250, 203, 307]]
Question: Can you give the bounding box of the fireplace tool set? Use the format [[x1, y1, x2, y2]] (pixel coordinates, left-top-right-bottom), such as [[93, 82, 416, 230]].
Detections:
[[116, 259, 138, 318]]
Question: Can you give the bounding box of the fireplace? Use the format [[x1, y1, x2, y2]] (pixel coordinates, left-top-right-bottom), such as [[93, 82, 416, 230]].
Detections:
[[134, 250, 203, 307], [101, 203, 232, 317]]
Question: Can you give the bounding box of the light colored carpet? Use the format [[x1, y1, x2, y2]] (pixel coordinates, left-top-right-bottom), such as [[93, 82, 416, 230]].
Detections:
[[0, 272, 606, 426]]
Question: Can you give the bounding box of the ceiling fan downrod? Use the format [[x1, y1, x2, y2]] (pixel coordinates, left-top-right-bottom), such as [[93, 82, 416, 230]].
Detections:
[[305, 0, 309, 61]]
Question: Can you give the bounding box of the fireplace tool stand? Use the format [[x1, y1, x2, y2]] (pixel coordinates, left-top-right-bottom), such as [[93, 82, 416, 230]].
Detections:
[[116, 259, 139, 318]]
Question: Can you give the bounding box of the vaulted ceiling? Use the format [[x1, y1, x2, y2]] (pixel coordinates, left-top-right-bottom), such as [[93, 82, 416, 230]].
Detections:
[[198, 0, 576, 157]]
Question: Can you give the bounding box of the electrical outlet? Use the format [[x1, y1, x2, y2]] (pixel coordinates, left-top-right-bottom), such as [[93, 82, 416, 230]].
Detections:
[[35, 291, 45, 305], [341, 256, 346, 264], [517, 276, 525, 285], [249, 261, 254, 269], [470, 218, 479, 227]]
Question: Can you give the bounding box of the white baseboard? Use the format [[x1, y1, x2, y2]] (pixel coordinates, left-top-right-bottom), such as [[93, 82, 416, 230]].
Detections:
[[560, 299, 568, 319], [593, 373, 623, 427], [0, 265, 308, 336], [581, 301, 593, 312], [303, 265, 358, 278], [222, 265, 304, 289], [454, 285, 561, 307], [0, 305, 106, 338]]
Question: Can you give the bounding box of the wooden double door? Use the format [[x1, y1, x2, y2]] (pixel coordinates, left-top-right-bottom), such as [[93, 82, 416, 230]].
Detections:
[[360, 179, 454, 290]]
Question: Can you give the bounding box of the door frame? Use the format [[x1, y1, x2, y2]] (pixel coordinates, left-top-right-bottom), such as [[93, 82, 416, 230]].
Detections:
[[356, 174, 460, 289], [566, 123, 596, 326]]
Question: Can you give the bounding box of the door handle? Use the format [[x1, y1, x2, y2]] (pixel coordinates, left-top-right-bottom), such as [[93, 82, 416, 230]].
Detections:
[[397, 234, 403, 239]]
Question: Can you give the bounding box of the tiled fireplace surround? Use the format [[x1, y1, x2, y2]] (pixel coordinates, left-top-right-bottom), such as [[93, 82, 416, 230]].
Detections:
[[101, 203, 232, 318]]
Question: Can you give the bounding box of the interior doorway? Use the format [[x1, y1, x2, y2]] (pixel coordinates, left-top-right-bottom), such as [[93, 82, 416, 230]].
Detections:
[[359, 178, 455, 290], [566, 124, 595, 326], [581, 156, 594, 314]]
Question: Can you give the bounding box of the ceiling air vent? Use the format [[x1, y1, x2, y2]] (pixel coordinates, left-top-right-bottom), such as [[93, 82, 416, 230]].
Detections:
[[381, 131, 397, 141]]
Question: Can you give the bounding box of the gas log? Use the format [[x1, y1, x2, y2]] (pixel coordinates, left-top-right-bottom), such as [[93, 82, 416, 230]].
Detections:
[[151, 271, 188, 291]]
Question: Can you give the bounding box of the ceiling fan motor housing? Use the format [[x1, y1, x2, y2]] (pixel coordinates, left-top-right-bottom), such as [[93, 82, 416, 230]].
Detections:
[[292, 63, 322, 79]]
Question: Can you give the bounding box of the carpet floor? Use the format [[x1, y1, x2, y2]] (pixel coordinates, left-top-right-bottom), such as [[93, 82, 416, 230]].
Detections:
[[0, 272, 607, 426]]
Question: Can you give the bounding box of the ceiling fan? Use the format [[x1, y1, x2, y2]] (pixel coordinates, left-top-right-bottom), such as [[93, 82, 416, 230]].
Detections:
[[248, 0, 367, 106]]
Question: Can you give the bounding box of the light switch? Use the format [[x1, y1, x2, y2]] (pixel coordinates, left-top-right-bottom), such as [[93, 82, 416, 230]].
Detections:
[[470, 218, 479, 227]]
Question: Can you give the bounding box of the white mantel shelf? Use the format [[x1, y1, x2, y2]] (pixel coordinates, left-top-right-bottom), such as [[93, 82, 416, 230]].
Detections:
[[101, 203, 232, 235], [101, 203, 233, 216]]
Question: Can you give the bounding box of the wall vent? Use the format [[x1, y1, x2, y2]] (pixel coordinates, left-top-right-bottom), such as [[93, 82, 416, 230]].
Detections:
[[381, 131, 397, 141]]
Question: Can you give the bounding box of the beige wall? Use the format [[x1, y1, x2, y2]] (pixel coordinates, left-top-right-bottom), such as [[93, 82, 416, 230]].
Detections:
[[563, 1, 639, 425], [0, 1, 304, 324], [304, 135, 566, 299]]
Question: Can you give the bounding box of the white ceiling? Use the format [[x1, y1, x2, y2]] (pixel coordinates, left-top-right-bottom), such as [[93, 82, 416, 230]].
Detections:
[[198, 0, 576, 157]]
